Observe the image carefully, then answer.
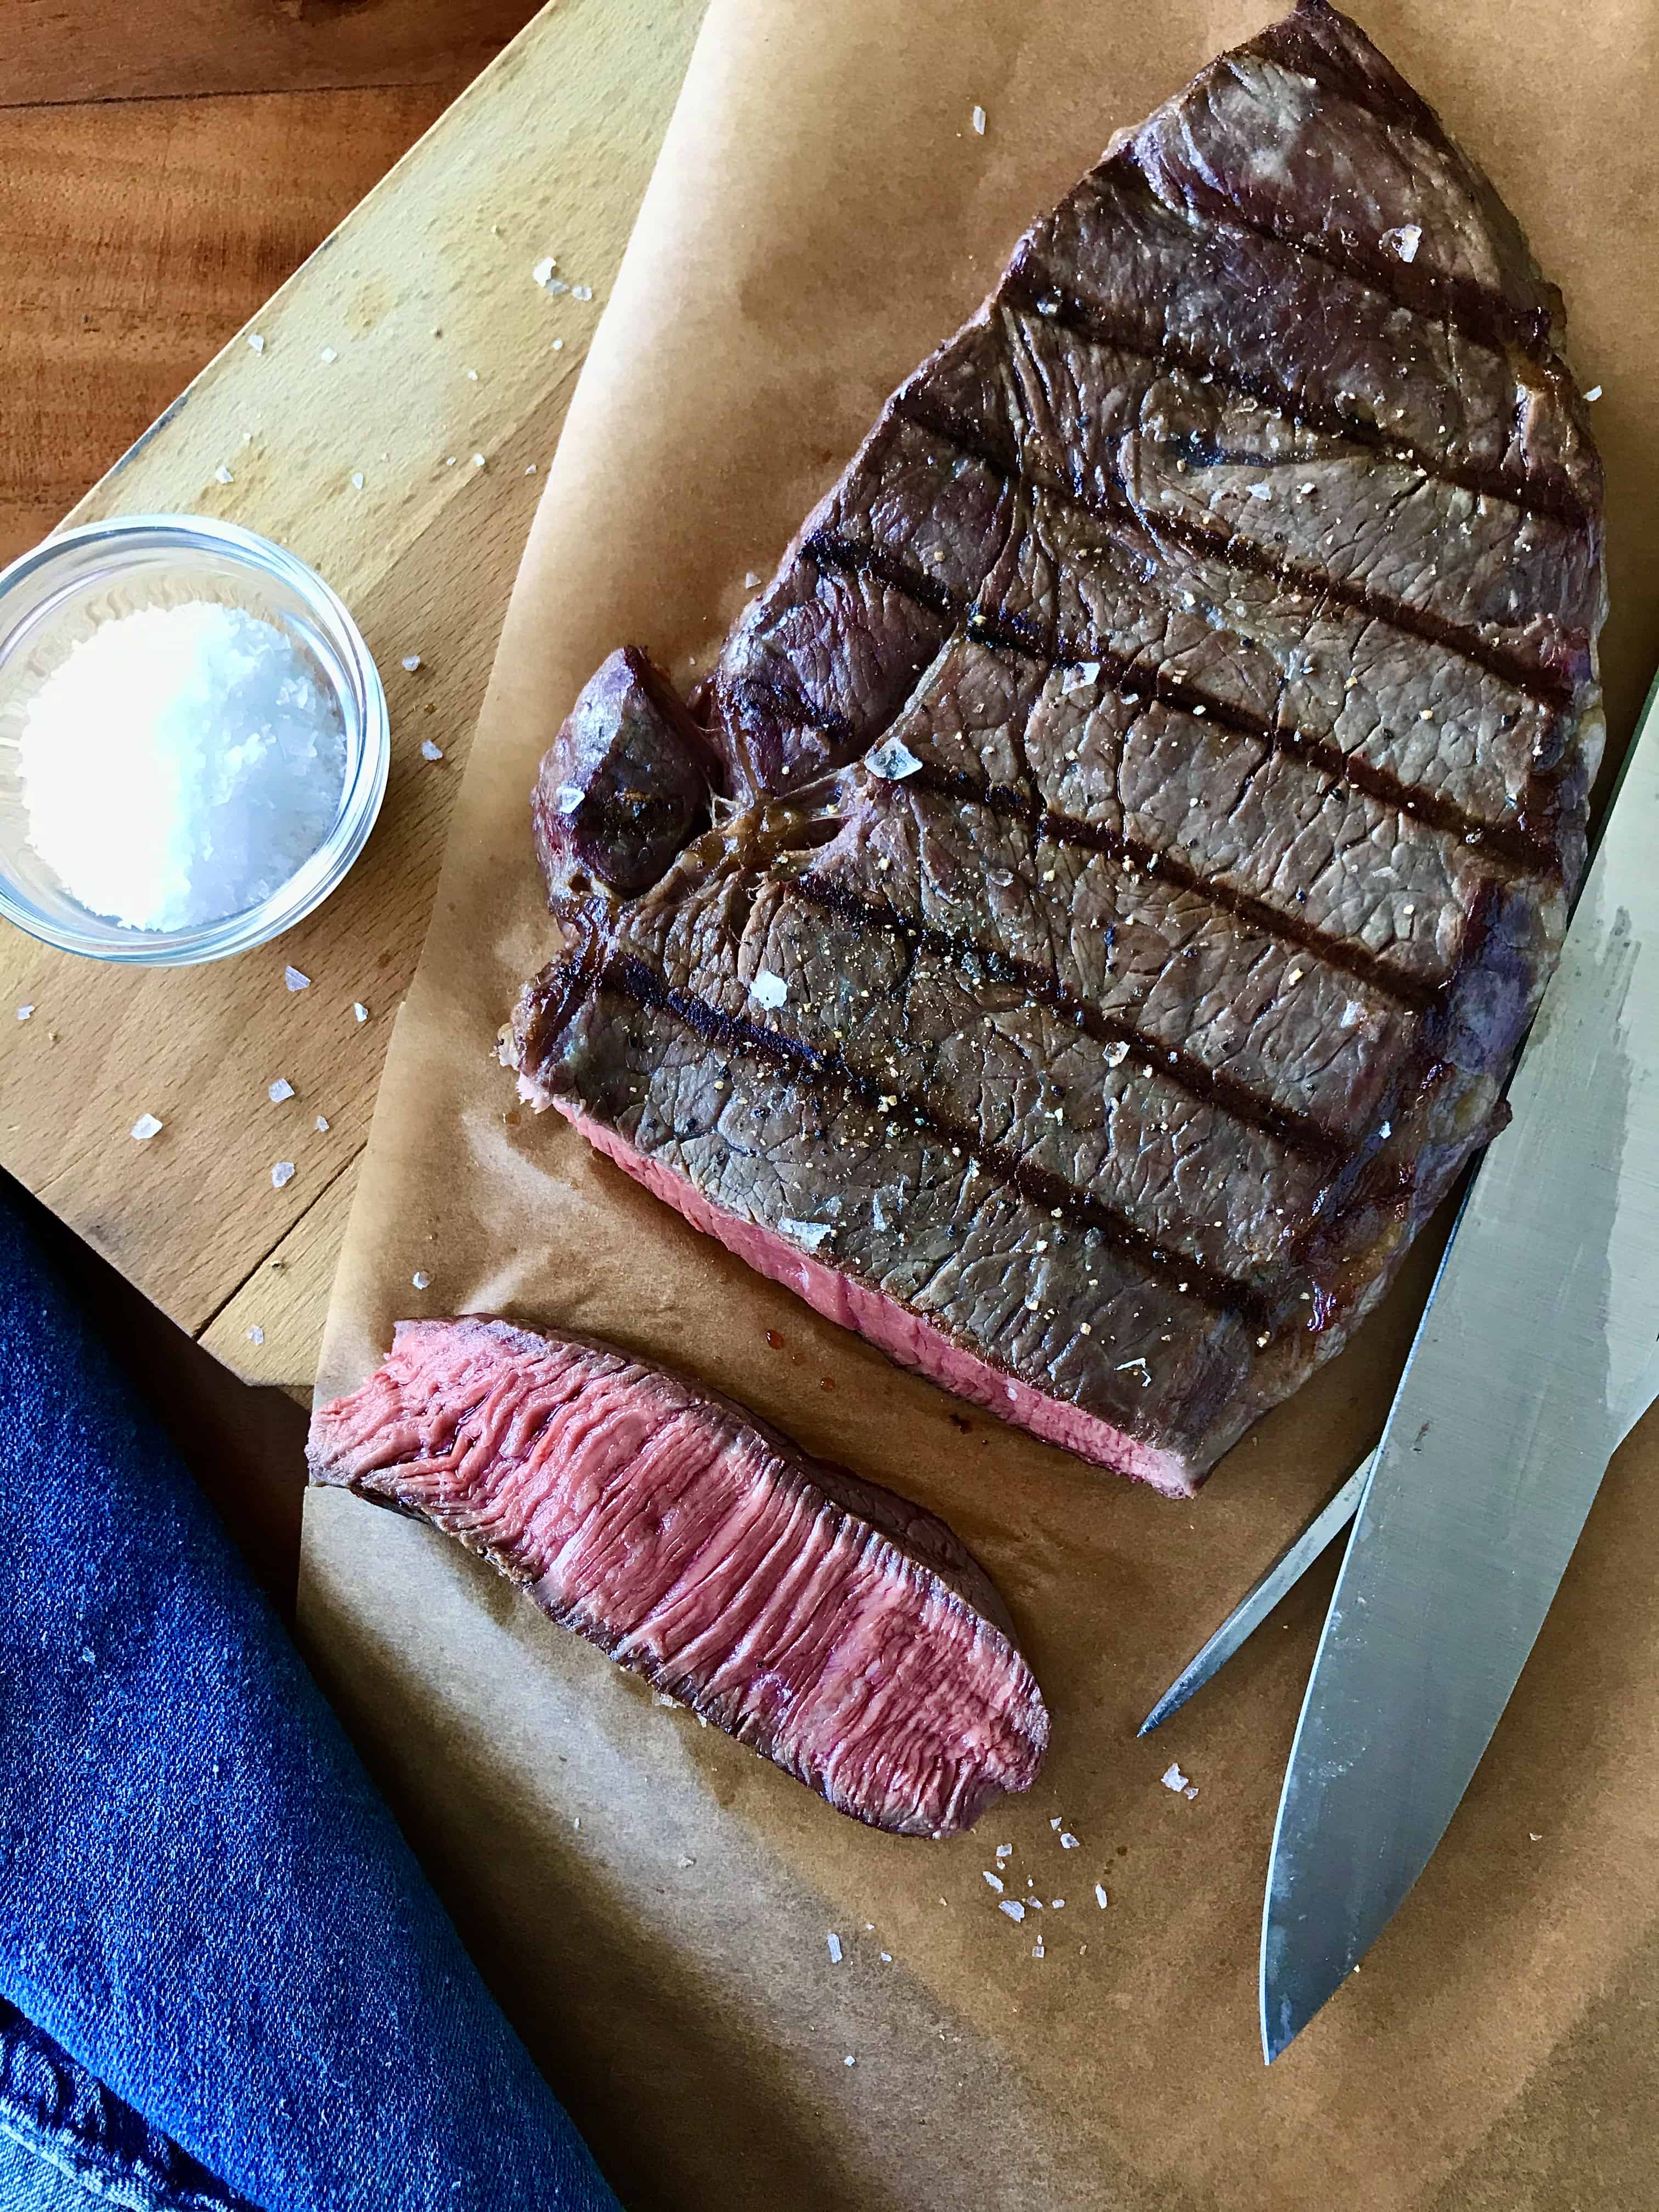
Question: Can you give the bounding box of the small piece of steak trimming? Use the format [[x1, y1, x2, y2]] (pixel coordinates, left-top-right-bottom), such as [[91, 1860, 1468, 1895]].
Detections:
[[503, 0, 1605, 1495], [308, 1317, 1048, 1838]]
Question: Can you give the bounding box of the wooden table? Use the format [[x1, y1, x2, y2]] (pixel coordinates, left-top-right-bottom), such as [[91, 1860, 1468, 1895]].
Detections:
[[1, 0, 705, 1396]]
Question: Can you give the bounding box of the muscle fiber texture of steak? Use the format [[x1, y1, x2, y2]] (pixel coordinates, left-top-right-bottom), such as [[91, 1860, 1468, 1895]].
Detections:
[[309, 1318, 1048, 1837], [505, 0, 1606, 1496]]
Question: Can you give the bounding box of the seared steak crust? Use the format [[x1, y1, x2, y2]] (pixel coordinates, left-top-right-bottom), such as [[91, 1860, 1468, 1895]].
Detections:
[[504, 2, 1605, 1495]]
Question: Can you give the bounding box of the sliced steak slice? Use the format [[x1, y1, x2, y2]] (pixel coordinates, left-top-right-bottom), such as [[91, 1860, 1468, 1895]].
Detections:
[[308, 1317, 1048, 1838], [503, 0, 1606, 1496]]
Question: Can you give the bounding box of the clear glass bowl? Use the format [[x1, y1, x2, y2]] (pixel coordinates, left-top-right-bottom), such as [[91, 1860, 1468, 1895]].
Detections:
[[0, 515, 389, 965]]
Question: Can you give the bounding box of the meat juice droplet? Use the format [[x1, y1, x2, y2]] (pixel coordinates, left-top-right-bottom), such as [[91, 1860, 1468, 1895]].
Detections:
[[765, 1329, 783, 1349]]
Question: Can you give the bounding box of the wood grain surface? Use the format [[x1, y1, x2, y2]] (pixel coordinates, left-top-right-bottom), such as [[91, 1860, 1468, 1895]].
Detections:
[[11, 0, 541, 105], [0, 0, 705, 1393]]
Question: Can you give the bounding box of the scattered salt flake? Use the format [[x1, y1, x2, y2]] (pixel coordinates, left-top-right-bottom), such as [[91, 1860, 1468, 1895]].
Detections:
[[572, 284, 594, 301], [420, 738, 444, 762], [215, 465, 234, 485], [1246, 481, 1273, 500], [1584, 385, 1602, 403], [554, 784, 584, 816], [827, 1932, 843, 1964], [350, 472, 365, 490], [1059, 1831, 1080, 1850], [998, 1899, 1025, 1922], [1060, 661, 1102, 694], [411, 1270, 431, 1290], [749, 968, 788, 1009], [780, 1217, 833, 1253], [1052, 1899, 1064, 1909], [1049, 1816, 1063, 1830], [844, 2055, 856, 2067], [676, 1854, 695, 1867], [971, 104, 987, 134], [1184, 1785, 1199, 1801], [247, 333, 265, 354], [1104, 1040, 1130, 1069], [552, 338, 565, 352], [267, 1077, 295, 1103], [131, 1113, 163, 1142], [320, 347, 337, 363], [466, 369, 479, 382], [866, 734, 924, 780], [532, 256, 558, 286], [353, 1001, 369, 1023], [1161, 1762, 1190, 1793], [270, 1161, 296, 1189], [983, 1871, 1005, 1893], [284, 966, 310, 992], [15, 1005, 33, 1022], [314, 1115, 329, 1133], [879, 1951, 892, 1962], [401, 653, 422, 672], [1094, 1883, 1110, 1909], [1381, 222, 1423, 262], [1530, 1831, 1543, 1842], [245, 1324, 264, 1346], [743, 570, 763, 591], [471, 453, 487, 469], [1116, 1356, 1150, 1386]]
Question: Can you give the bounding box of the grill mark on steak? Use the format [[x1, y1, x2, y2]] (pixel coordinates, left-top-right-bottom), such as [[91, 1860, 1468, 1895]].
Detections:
[[896, 389, 1578, 712], [602, 950, 1279, 1321], [1118, 145, 1553, 364], [804, 533, 1559, 875], [784, 873, 1351, 1164], [998, 270, 1590, 536], [887, 761, 1443, 1015]]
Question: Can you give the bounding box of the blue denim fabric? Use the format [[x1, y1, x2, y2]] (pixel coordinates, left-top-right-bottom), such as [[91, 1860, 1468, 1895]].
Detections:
[[0, 1190, 621, 2212]]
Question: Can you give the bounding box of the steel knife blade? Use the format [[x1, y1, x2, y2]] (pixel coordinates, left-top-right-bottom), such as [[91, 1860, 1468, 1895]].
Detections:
[[1260, 672, 1659, 2063]]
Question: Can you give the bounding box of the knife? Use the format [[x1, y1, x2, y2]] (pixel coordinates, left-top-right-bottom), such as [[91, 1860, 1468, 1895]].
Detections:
[[1259, 669, 1659, 2063]]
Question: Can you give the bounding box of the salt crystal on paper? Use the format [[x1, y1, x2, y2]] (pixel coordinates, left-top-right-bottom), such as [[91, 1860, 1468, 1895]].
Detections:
[[998, 1899, 1025, 1922], [532, 256, 557, 286], [402, 654, 422, 672], [270, 1161, 296, 1189], [552, 338, 564, 352], [983, 1871, 1005, 1893], [285, 966, 311, 992], [353, 1001, 369, 1023], [215, 465, 234, 485], [466, 369, 479, 382], [1031, 1940, 1044, 1959], [971, 104, 987, 134], [1094, 1884, 1109, 1909], [995, 1843, 1012, 1861], [1049, 1816, 1062, 1830], [1161, 1762, 1190, 1793], [320, 347, 337, 363], [246, 1325, 264, 1346], [827, 1932, 843, 1963], [1059, 1831, 1079, 1849], [351, 472, 364, 490], [1584, 385, 1602, 402], [744, 570, 760, 589], [879, 1951, 891, 1963], [749, 968, 788, 1009], [412, 1270, 431, 1290], [844, 2055, 856, 2067], [471, 453, 487, 469], [572, 284, 594, 301], [420, 739, 444, 761], [1184, 1785, 1199, 1801], [267, 1077, 295, 1103], [131, 1113, 163, 1142], [247, 333, 265, 353], [15, 1005, 33, 1022], [315, 1115, 329, 1132]]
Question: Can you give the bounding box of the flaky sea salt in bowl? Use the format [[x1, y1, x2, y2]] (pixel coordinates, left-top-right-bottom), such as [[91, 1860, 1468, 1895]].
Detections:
[[0, 517, 388, 964]]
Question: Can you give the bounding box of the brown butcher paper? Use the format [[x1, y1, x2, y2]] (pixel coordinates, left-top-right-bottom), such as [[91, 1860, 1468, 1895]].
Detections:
[[301, 2, 1659, 2204]]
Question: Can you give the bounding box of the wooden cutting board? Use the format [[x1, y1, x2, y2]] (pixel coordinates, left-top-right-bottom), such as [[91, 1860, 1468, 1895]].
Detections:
[[0, 0, 704, 1392]]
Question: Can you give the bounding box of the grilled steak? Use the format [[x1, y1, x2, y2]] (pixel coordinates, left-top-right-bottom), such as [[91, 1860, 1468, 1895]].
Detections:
[[504, 0, 1606, 1496], [308, 1318, 1048, 1838]]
